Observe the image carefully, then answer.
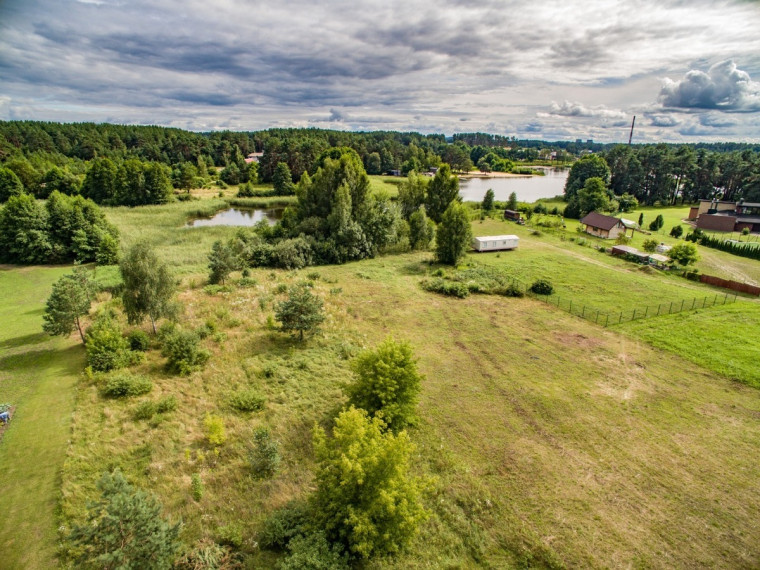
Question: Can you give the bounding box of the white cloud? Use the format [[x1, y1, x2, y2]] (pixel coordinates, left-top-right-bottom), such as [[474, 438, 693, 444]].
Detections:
[[540, 101, 628, 119], [660, 60, 760, 112]]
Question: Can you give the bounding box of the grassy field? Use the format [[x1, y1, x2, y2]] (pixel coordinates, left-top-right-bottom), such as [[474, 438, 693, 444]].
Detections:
[[5, 195, 760, 568], [0, 265, 85, 569], [56, 253, 760, 568]]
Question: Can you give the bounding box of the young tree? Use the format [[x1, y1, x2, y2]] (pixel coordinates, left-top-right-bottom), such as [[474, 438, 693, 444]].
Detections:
[[482, 188, 495, 211], [68, 469, 181, 569], [274, 283, 325, 340], [408, 206, 435, 250], [273, 162, 295, 195], [311, 407, 426, 559], [670, 225, 684, 238], [642, 238, 659, 253], [425, 163, 459, 223], [207, 240, 239, 285], [346, 337, 423, 432], [507, 191, 518, 211], [648, 214, 665, 232], [436, 201, 472, 265], [669, 242, 699, 267], [638, 212, 644, 227], [42, 267, 94, 343], [397, 171, 429, 219], [120, 242, 176, 334]]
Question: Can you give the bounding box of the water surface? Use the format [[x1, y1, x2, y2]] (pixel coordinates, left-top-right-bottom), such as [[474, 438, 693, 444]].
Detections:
[[459, 168, 568, 203], [186, 207, 283, 227]]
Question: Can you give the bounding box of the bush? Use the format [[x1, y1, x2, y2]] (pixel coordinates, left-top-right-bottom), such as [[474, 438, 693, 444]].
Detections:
[[101, 373, 153, 398], [420, 277, 469, 298], [259, 502, 309, 551], [216, 523, 244, 549], [497, 283, 525, 297], [229, 389, 265, 412], [642, 238, 659, 253], [133, 400, 158, 420], [127, 329, 151, 352], [203, 413, 226, 447], [161, 329, 210, 375], [274, 283, 325, 341], [86, 314, 139, 372], [279, 531, 349, 570], [670, 225, 684, 238], [156, 395, 178, 414], [249, 427, 280, 479], [346, 337, 423, 431], [175, 539, 242, 570], [191, 473, 203, 501], [530, 279, 554, 295]]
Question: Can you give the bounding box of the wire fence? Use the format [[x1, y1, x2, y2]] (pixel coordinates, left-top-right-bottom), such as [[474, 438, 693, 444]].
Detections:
[[526, 291, 737, 327]]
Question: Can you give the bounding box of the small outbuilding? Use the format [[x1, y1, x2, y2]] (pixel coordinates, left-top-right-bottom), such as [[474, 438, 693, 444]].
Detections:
[[472, 235, 519, 252], [610, 244, 650, 263], [580, 211, 629, 239], [503, 209, 523, 222]]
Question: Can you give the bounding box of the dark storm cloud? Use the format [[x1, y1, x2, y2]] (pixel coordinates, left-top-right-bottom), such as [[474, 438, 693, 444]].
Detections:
[[659, 60, 760, 111]]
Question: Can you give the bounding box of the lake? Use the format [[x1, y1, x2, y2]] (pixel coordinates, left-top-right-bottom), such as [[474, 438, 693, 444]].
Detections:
[[186, 207, 283, 227], [459, 168, 568, 203]]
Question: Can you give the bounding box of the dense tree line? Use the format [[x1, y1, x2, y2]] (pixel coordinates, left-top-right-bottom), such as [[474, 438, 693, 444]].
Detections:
[[0, 191, 119, 264]]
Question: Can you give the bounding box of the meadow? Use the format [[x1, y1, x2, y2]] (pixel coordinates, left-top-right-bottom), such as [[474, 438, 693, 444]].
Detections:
[[3, 193, 760, 568]]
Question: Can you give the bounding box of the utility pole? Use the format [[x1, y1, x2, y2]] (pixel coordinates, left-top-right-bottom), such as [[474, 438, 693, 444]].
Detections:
[[628, 116, 636, 145]]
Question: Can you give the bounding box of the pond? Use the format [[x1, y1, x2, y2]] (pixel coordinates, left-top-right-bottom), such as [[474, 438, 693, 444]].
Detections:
[[459, 168, 569, 203], [186, 207, 283, 227]]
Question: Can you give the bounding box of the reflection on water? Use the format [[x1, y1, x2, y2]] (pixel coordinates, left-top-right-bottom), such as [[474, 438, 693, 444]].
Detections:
[[459, 168, 569, 203], [186, 208, 283, 227]]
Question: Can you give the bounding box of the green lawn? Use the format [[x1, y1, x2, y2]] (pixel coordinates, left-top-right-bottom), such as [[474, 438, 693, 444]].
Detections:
[[0, 265, 85, 569]]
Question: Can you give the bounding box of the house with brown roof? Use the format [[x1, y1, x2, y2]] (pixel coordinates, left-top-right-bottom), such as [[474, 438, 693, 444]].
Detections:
[[694, 199, 760, 233], [579, 211, 628, 239]]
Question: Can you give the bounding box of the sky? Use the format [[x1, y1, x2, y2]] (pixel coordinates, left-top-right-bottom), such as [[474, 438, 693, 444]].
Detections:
[[1, 0, 760, 143]]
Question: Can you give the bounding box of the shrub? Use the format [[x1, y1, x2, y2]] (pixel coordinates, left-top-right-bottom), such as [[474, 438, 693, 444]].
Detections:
[[742, 227, 750, 236], [497, 283, 525, 297], [203, 413, 226, 447], [229, 389, 265, 412], [216, 523, 243, 549], [156, 395, 178, 414], [530, 279, 554, 295], [249, 427, 281, 479], [259, 502, 309, 551], [670, 225, 684, 238], [420, 277, 469, 298], [175, 540, 242, 570], [279, 531, 349, 570], [68, 469, 181, 569], [346, 337, 423, 431], [161, 329, 210, 375], [274, 283, 325, 341], [642, 238, 659, 253], [86, 314, 138, 372], [127, 329, 151, 352], [133, 400, 157, 420], [101, 373, 152, 398], [191, 473, 203, 501]]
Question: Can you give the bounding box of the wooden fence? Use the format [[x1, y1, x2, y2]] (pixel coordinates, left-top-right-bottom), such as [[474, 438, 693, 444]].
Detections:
[[699, 275, 760, 296]]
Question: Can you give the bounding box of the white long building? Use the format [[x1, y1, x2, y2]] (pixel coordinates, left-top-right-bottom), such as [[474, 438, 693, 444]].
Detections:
[[472, 235, 519, 252]]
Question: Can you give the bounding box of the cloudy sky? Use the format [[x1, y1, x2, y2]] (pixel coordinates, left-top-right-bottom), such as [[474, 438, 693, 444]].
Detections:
[[2, 0, 760, 142]]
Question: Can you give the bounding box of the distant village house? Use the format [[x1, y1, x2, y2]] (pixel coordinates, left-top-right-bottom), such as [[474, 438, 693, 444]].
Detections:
[[692, 199, 760, 233]]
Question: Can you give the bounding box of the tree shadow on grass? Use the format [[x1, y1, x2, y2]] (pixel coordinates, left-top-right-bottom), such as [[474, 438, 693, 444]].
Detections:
[[0, 344, 84, 373], [0, 332, 49, 351], [398, 260, 433, 276]]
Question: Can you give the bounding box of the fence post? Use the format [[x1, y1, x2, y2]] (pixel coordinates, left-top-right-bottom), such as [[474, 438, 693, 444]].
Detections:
[[691, 298, 696, 310], [723, 293, 727, 305], [657, 304, 661, 316], [669, 302, 673, 314], [605, 314, 609, 327], [714, 294, 718, 306], [582, 306, 586, 318], [680, 300, 685, 312], [618, 312, 622, 325], [569, 300, 572, 314], [702, 297, 707, 308]]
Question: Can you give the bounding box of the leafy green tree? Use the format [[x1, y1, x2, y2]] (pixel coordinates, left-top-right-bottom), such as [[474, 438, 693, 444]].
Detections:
[[311, 407, 426, 559], [161, 328, 209, 375], [0, 167, 25, 202], [482, 188, 495, 211], [617, 193, 639, 213], [275, 283, 325, 340], [564, 154, 611, 200], [365, 152, 382, 175], [425, 164, 459, 223], [669, 243, 699, 267], [507, 191, 518, 211], [638, 212, 644, 227], [42, 267, 94, 343], [648, 214, 664, 232], [398, 171, 429, 219], [435, 201, 472, 265], [208, 240, 239, 285], [346, 337, 423, 432], [143, 162, 173, 204], [174, 162, 197, 191], [40, 166, 80, 198], [0, 193, 52, 263], [68, 469, 181, 570], [576, 177, 611, 216], [273, 162, 295, 195], [81, 157, 118, 204], [408, 206, 435, 250], [670, 225, 684, 238], [120, 242, 176, 334]]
